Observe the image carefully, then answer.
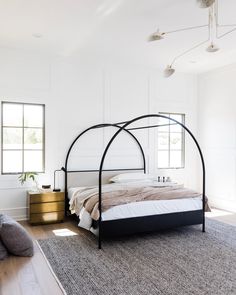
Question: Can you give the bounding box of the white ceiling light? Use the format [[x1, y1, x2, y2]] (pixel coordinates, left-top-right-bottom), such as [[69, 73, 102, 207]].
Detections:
[[149, 0, 236, 77], [197, 0, 215, 8], [148, 29, 165, 42], [163, 65, 175, 77], [32, 33, 43, 38]]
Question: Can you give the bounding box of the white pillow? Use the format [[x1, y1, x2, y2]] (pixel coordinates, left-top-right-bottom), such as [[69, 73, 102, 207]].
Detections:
[[109, 173, 155, 183]]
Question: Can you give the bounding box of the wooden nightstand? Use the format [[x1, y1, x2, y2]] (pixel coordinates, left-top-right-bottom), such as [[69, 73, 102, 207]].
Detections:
[[28, 191, 65, 225]]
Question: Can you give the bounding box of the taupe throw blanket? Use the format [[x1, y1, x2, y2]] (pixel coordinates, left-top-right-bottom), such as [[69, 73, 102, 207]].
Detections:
[[69, 183, 209, 221]]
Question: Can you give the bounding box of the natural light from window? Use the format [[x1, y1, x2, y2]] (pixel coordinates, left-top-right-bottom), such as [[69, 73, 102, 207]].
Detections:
[[52, 228, 78, 237], [206, 208, 233, 218]]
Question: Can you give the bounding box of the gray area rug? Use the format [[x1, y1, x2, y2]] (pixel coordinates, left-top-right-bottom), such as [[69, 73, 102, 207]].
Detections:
[[37, 219, 236, 295]]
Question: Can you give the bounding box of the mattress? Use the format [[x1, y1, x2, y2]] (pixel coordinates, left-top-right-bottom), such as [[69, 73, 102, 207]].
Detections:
[[68, 187, 202, 231]]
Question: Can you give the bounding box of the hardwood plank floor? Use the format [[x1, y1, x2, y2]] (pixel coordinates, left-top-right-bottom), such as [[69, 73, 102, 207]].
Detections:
[[0, 209, 236, 295], [0, 218, 81, 295]]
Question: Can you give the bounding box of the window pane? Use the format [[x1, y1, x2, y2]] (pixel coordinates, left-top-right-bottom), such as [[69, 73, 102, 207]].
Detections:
[[3, 128, 22, 150], [24, 105, 44, 127], [158, 132, 169, 150], [2, 151, 22, 173], [170, 151, 182, 168], [24, 128, 43, 149], [170, 133, 182, 150], [158, 117, 170, 132], [2, 103, 23, 127], [158, 151, 169, 168], [170, 114, 183, 132], [24, 151, 43, 172]]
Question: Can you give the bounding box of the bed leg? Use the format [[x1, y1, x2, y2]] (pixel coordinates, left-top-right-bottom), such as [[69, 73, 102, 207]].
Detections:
[[202, 222, 205, 232], [98, 236, 102, 249]]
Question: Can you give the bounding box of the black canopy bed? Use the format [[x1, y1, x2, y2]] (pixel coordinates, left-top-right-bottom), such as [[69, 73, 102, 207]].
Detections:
[[61, 114, 206, 249]]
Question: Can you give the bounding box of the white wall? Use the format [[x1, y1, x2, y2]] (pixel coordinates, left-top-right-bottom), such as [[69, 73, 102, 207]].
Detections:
[[0, 47, 199, 220], [198, 64, 236, 212]]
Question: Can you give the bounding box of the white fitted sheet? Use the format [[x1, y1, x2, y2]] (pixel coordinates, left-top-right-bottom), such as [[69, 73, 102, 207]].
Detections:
[[101, 198, 202, 220], [77, 197, 202, 231]]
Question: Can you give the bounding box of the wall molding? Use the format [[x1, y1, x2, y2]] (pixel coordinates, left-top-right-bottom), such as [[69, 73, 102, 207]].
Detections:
[[0, 207, 27, 221], [0, 56, 199, 217]]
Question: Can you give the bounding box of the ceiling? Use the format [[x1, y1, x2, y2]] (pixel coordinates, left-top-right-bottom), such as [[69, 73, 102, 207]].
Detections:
[[1, 0, 236, 73]]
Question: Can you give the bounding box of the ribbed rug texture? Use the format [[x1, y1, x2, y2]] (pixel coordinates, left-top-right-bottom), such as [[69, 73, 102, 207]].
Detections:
[[38, 219, 236, 295]]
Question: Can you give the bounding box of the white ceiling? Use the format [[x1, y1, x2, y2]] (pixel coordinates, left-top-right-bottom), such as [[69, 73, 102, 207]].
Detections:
[[1, 0, 236, 73]]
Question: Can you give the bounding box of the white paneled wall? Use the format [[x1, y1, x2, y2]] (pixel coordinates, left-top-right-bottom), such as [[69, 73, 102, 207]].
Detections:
[[0, 48, 199, 220], [198, 64, 236, 212]]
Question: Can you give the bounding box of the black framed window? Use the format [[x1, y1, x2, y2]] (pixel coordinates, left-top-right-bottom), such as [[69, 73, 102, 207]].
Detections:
[[1, 102, 45, 174], [157, 112, 185, 169]]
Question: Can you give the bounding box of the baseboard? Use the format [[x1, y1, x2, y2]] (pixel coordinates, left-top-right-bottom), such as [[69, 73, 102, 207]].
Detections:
[[209, 198, 236, 213], [0, 207, 27, 221]]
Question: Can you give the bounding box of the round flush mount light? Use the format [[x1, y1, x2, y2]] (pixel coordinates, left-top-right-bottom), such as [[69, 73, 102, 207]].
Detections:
[[206, 43, 219, 52], [196, 0, 215, 8], [32, 33, 43, 38]]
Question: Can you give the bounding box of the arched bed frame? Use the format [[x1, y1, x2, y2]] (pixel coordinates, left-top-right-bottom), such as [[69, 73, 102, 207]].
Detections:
[[62, 114, 206, 249]]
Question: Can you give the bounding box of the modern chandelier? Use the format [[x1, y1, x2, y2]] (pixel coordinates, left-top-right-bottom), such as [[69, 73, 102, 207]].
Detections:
[[148, 0, 236, 77]]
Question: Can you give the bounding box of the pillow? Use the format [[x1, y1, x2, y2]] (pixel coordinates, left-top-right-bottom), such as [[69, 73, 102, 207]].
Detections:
[[0, 214, 34, 257], [109, 173, 155, 183], [0, 239, 8, 260]]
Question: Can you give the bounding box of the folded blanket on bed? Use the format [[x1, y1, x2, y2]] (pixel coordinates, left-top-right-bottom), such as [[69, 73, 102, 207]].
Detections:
[[69, 183, 209, 221]]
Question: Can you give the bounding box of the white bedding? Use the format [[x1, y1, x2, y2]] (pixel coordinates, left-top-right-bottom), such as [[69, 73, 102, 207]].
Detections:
[[68, 184, 202, 231]]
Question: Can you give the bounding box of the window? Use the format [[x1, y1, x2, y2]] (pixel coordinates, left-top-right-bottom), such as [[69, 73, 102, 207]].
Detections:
[[157, 112, 185, 169], [1, 102, 45, 174]]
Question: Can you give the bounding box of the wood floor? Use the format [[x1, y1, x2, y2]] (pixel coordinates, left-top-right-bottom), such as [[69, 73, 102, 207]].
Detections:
[[0, 209, 236, 295], [0, 218, 81, 295]]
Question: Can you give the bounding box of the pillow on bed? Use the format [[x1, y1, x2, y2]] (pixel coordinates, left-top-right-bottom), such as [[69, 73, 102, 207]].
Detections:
[[0, 214, 34, 257], [109, 173, 155, 183]]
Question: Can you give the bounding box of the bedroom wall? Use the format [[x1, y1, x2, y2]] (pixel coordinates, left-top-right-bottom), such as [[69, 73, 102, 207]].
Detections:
[[0, 47, 199, 220], [198, 64, 236, 212]]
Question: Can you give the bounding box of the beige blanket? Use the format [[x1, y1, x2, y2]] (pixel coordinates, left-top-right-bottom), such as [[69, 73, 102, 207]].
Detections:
[[69, 183, 208, 221]]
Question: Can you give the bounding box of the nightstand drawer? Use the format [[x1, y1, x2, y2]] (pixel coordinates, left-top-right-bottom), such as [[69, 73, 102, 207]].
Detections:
[[29, 192, 64, 204], [30, 211, 64, 224], [30, 201, 65, 214]]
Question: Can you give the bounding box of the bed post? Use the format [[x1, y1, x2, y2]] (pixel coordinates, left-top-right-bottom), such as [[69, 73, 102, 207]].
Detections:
[[98, 171, 102, 249], [60, 167, 68, 215], [202, 168, 206, 232]]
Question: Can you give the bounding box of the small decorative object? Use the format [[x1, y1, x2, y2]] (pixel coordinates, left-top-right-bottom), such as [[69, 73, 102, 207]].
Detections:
[[18, 172, 39, 191], [42, 185, 51, 189]]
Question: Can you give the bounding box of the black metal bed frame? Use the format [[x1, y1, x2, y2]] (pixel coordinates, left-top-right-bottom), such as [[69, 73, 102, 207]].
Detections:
[[62, 114, 206, 249]]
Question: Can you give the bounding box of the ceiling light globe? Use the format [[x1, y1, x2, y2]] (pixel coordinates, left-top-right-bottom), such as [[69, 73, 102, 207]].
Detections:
[[197, 0, 215, 8], [163, 65, 175, 78], [148, 30, 164, 42], [206, 43, 219, 52]]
